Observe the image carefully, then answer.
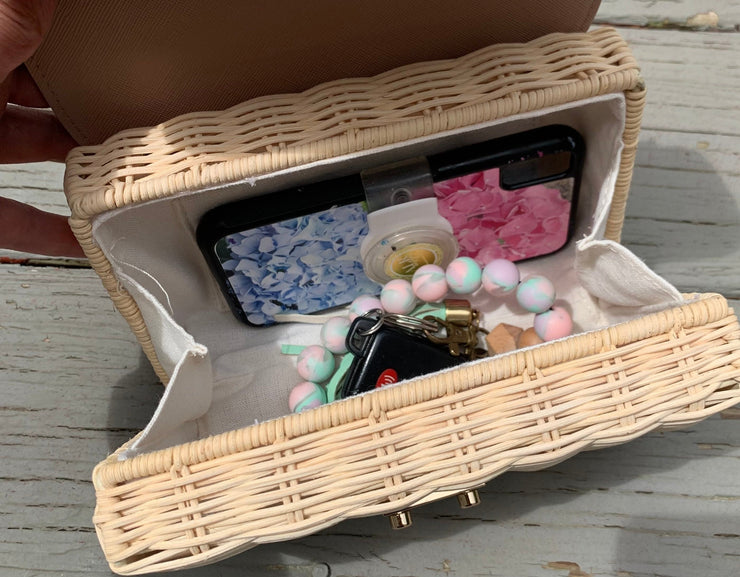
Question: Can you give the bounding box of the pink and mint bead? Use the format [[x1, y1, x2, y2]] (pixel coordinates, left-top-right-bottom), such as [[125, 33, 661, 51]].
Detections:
[[445, 256, 482, 294], [482, 258, 520, 295], [533, 306, 573, 341], [320, 317, 350, 354], [516, 275, 556, 313], [380, 279, 417, 314], [288, 381, 327, 413], [411, 264, 448, 302], [349, 294, 383, 320], [296, 345, 335, 382]]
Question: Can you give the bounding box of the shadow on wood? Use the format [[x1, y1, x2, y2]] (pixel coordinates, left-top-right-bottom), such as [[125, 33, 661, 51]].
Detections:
[[622, 135, 740, 299]]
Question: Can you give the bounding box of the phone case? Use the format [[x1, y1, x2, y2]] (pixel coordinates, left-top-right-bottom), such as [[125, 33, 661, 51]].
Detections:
[[197, 125, 583, 326]]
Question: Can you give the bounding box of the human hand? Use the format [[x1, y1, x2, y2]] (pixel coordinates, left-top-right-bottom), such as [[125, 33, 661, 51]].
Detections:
[[0, 0, 84, 258]]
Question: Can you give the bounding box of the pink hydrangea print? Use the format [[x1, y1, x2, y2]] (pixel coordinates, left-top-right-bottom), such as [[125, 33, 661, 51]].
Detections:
[[434, 168, 572, 263]]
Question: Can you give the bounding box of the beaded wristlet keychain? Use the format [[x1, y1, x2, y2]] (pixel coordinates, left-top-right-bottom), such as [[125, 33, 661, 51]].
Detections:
[[287, 256, 573, 413]]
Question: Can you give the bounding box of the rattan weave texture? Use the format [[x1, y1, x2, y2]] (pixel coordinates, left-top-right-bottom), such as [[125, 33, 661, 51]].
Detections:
[[92, 295, 740, 574], [60, 27, 740, 574]]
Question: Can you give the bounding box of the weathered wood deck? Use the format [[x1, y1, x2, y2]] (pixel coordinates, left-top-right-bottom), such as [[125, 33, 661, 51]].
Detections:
[[1, 2, 738, 575]]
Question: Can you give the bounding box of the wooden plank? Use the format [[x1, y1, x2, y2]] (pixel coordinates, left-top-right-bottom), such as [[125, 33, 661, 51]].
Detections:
[[0, 265, 161, 576], [612, 29, 740, 300], [0, 162, 67, 214], [596, 0, 740, 29], [1, 9, 739, 577], [621, 128, 740, 299], [618, 28, 740, 136]]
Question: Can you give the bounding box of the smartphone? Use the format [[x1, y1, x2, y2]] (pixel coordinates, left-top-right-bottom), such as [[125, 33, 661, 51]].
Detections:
[[197, 125, 584, 326]]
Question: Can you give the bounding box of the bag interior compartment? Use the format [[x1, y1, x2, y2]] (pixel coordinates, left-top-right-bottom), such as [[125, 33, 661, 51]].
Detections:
[[89, 94, 685, 459]]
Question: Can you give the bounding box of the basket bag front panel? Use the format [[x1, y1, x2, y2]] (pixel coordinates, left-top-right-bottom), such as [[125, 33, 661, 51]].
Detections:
[[92, 294, 740, 575]]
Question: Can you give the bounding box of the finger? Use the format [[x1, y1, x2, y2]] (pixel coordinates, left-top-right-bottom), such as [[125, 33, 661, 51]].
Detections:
[[0, 104, 77, 163], [7, 65, 48, 107], [0, 196, 85, 258], [0, 0, 57, 79]]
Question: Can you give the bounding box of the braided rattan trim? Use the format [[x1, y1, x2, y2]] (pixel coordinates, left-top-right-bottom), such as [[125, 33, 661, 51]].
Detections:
[[64, 27, 644, 384], [65, 28, 639, 219], [92, 294, 740, 574], [94, 293, 739, 483]]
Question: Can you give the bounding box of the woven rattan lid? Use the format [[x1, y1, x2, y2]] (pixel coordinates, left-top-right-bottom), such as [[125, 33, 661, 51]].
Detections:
[[26, 0, 601, 145]]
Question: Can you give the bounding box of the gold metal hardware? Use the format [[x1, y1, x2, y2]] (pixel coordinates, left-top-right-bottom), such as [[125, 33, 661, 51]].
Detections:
[[443, 299, 476, 325], [456, 488, 481, 508], [387, 509, 413, 529]]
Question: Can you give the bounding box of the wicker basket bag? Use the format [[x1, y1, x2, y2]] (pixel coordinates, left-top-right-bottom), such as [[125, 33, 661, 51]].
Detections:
[[59, 28, 740, 574]]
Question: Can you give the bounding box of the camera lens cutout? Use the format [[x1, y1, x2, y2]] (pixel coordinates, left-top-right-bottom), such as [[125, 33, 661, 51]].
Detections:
[[500, 150, 572, 190]]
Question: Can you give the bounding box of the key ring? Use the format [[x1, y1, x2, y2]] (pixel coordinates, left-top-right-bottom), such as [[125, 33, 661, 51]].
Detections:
[[357, 309, 440, 337]]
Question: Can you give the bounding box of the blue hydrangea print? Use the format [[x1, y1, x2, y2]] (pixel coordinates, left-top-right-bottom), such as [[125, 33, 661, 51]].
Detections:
[[218, 203, 379, 325]]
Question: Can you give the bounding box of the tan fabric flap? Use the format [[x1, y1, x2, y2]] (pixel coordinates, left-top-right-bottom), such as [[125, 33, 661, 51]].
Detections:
[[26, 0, 601, 144]]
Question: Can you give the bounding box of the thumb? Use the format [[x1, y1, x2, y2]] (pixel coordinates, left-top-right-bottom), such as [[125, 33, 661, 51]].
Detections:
[[0, 196, 85, 258], [0, 0, 57, 80]]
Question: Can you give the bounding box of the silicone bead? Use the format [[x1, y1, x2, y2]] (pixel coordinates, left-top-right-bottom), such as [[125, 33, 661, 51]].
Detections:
[[296, 345, 335, 382], [411, 264, 448, 302], [445, 257, 482, 294], [533, 306, 573, 341], [482, 258, 520, 295], [516, 275, 556, 313], [380, 279, 417, 314], [320, 317, 351, 354], [348, 294, 383, 321], [288, 381, 327, 413]]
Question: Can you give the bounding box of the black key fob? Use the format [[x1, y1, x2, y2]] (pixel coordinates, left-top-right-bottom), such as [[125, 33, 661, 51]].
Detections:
[[338, 316, 466, 399]]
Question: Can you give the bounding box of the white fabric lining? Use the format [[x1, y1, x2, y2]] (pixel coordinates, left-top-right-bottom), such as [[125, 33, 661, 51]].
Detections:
[[88, 94, 684, 459], [115, 271, 212, 458]]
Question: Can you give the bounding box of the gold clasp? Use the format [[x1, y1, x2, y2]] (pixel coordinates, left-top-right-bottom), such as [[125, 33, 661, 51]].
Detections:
[[423, 299, 488, 359]]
